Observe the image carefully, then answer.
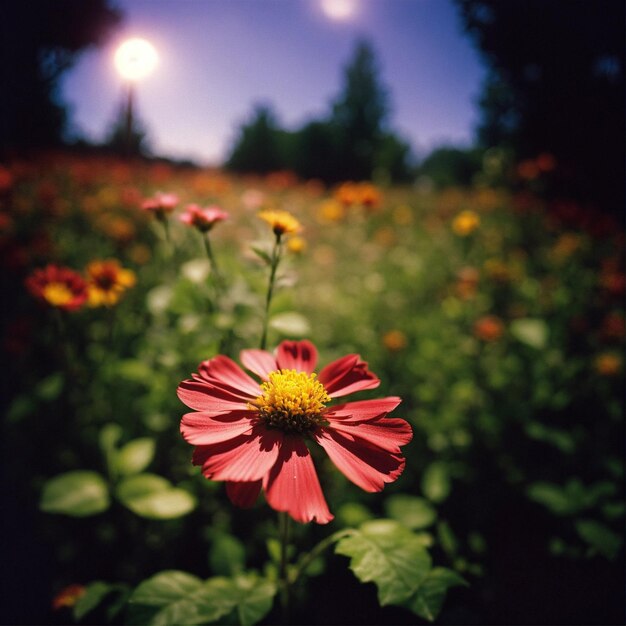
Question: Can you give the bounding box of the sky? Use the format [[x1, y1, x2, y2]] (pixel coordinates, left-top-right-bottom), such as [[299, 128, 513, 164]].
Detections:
[[60, 0, 486, 166]]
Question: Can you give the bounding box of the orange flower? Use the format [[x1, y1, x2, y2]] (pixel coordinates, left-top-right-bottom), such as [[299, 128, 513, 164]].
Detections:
[[474, 315, 504, 341], [452, 210, 480, 236], [52, 584, 86, 610], [287, 236, 306, 254], [85, 259, 136, 307], [594, 353, 622, 376], [382, 330, 408, 351]]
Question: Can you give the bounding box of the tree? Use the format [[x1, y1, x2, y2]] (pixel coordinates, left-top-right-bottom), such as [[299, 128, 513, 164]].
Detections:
[[0, 0, 121, 154], [330, 39, 390, 181], [226, 104, 289, 174], [456, 0, 625, 214]]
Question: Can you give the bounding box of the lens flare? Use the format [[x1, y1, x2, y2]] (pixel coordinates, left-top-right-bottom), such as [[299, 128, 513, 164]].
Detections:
[[320, 0, 358, 21], [114, 38, 158, 81]]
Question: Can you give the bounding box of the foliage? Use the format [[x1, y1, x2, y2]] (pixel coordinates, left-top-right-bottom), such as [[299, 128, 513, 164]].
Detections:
[[0, 0, 121, 152], [456, 0, 625, 215], [1, 151, 623, 624]]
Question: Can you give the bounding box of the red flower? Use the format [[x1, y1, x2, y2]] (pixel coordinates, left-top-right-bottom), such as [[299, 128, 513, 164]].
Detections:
[[140, 192, 178, 219], [25, 265, 88, 311], [178, 204, 229, 232], [178, 340, 412, 524]]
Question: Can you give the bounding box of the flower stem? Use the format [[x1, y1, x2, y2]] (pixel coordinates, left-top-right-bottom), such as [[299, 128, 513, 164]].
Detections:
[[289, 529, 354, 586], [278, 511, 291, 624], [260, 232, 282, 350], [203, 233, 223, 297]]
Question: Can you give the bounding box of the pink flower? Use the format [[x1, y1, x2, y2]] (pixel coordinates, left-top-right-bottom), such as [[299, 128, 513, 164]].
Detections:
[[140, 192, 179, 219], [179, 204, 229, 232], [178, 340, 412, 524]]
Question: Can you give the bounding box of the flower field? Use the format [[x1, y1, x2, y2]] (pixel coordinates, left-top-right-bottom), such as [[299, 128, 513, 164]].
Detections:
[[1, 152, 624, 625]]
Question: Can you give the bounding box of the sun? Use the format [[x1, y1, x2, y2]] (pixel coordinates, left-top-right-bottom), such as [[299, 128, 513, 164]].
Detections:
[[114, 38, 158, 81], [320, 0, 358, 21]]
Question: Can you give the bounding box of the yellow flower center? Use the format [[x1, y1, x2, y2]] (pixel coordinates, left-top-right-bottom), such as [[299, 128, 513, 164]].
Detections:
[[252, 369, 331, 434], [41, 282, 73, 306]]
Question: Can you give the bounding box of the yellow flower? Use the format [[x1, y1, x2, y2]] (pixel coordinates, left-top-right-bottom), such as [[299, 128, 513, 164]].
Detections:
[[86, 259, 136, 307], [258, 210, 302, 236], [287, 236, 306, 254], [452, 210, 480, 236]]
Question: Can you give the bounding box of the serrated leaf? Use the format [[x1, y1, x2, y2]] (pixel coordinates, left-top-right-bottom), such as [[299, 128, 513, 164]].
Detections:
[[129, 572, 275, 626], [335, 520, 432, 605], [116, 438, 156, 476], [117, 474, 197, 519], [406, 567, 468, 622], [73, 581, 114, 620], [510, 318, 548, 349], [269, 312, 311, 336], [421, 462, 451, 503], [385, 495, 437, 529], [575, 519, 622, 560], [130, 571, 233, 626], [205, 575, 277, 626], [40, 471, 110, 517], [131, 571, 203, 607]]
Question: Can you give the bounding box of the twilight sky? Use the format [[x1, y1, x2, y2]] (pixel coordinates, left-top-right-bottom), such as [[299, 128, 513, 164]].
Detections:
[[60, 0, 486, 166]]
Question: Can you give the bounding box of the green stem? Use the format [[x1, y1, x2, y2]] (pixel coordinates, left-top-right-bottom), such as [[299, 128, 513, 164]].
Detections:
[[289, 529, 354, 586], [260, 232, 282, 350], [278, 511, 291, 624], [203, 233, 223, 295]]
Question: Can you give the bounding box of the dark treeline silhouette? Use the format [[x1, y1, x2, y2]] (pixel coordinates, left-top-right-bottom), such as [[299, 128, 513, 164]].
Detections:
[[456, 0, 625, 217], [226, 40, 414, 183], [0, 0, 121, 157]]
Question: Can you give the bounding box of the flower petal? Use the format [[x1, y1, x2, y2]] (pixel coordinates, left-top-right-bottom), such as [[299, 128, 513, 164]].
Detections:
[[180, 410, 255, 445], [276, 340, 318, 373], [328, 417, 413, 453], [177, 380, 250, 412], [226, 480, 262, 508], [263, 436, 333, 524], [318, 355, 380, 398], [192, 427, 282, 482], [314, 428, 405, 492], [240, 349, 278, 380], [324, 397, 402, 422], [195, 356, 262, 397]]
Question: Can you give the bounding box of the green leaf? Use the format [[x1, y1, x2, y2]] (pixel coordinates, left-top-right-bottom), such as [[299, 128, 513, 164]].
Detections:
[[208, 575, 277, 626], [116, 474, 197, 519], [406, 567, 468, 622], [129, 572, 275, 626], [116, 438, 156, 476], [385, 495, 437, 530], [335, 520, 432, 605], [421, 462, 451, 503], [131, 571, 203, 607], [527, 481, 575, 515], [251, 246, 272, 264], [73, 581, 115, 620], [510, 318, 549, 349], [209, 532, 246, 576], [130, 571, 233, 626], [575, 519, 623, 560], [36, 372, 64, 401], [269, 312, 311, 336], [40, 471, 110, 517]]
